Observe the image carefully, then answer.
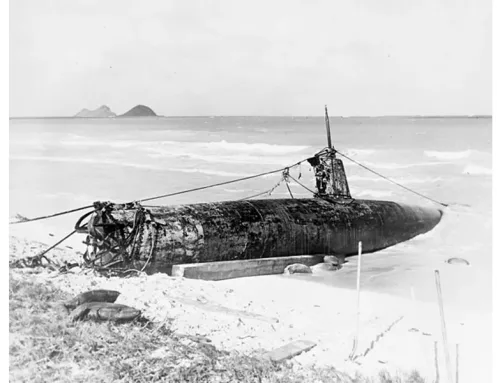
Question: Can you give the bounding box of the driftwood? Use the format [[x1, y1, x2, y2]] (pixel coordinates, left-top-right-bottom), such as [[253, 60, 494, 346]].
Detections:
[[264, 340, 317, 362], [63, 289, 121, 311], [69, 301, 141, 322], [63, 289, 141, 323]]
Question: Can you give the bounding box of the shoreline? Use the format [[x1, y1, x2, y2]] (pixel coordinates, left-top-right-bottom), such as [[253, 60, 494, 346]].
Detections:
[[9, 235, 491, 382]]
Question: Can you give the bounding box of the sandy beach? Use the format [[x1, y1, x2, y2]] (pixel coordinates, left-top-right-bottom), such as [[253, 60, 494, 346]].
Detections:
[[9, 231, 491, 383]]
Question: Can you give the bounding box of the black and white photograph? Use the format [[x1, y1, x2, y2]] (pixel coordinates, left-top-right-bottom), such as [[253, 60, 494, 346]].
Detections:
[[8, 1, 494, 382]]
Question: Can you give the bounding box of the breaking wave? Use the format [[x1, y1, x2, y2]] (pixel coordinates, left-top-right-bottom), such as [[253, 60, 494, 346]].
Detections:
[[148, 152, 299, 166], [11, 156, 153, 168], [10, 156, 253, 177], [346, 161, 452, 170], [153, 140, 310, 155], [147, 146, 307, 166], [169, 168, 252, 177], [348, 175, 443, 184], [344, 149, 376, 157], [34, 138, 313, 166], [353, 189, 394, 199], [60, 138, 310, 155], [462, 165, 492, 176], [142, 140, 311, 166], [424, 150, 473, 160]]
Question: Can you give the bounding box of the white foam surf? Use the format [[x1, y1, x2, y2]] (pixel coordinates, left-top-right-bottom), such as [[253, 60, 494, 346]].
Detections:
[[462, 165, 492, 176], [10, 156, 253, 178], [353, 189, 394, 198], [348, 175, 444, 184], [352, 161, 453, 170], [344, 148, 377, 157], [160, 140, 310, 154], [136, 140, 311, 166], [147, 151, 301, 166], [166, 167, 253, 177], [60, 138, 310, 156], [424, 150, 473, 160]]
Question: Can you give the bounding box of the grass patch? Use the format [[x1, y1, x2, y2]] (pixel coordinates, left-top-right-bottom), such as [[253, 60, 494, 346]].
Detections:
[[9, 269, 427, 382]]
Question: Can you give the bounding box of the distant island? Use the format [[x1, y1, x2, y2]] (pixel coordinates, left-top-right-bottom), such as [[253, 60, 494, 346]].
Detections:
[[73, 104, 157, 118], [74, 105, 116, 118], [118, 105, 157, 117]]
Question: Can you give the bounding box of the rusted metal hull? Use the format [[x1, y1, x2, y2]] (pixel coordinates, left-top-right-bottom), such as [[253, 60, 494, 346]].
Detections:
[[79, 198, 442, 270]]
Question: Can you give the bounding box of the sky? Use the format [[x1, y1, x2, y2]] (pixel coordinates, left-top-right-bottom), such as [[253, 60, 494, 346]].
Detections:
[[9, 0, 492, 117]]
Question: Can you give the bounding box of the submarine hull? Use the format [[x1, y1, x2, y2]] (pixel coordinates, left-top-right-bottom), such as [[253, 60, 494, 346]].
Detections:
[[81, 198, 443, 270]]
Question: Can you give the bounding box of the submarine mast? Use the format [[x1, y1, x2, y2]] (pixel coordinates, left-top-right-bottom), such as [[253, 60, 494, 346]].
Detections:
[[317, 106, 351, 199]]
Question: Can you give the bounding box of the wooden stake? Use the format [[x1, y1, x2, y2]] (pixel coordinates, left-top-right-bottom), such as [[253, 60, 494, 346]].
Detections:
[[349, 241, 362, 360], [455, 343, 459, 383], [434, 340, 440, 383], [435, 270, 453, 383]]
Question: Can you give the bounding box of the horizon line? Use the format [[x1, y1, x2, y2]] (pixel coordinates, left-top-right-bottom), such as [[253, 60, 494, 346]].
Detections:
[[9, 114, 493, 120]]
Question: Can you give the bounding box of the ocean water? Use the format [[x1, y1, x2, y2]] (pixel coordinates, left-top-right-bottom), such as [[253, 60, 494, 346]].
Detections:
[[9, 116, 492, 313]]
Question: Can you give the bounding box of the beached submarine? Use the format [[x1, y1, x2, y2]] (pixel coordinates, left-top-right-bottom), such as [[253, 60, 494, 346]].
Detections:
[[75, 108, 443, 272]]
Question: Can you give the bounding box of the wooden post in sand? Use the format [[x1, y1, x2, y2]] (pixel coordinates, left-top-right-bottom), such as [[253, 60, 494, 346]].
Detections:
[[434, 270, 453, 383], [434, 341, 440, 383], [349, 241, 363, 360], [455, 343, 459, 383]]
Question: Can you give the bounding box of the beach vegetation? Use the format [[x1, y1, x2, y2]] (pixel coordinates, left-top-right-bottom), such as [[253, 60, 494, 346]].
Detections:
[[9, 270, 426, 383]]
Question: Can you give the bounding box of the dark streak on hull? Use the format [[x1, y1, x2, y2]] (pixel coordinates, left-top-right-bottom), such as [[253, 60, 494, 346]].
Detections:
[[83, 198, 443, 270]]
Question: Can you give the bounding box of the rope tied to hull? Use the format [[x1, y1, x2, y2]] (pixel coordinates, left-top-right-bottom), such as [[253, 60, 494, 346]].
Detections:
[[9, 159, 310, 225], [78, 202, 168, 273], [238, 167, 297, 201], [136, 159, 308, 204], [10, 205, 94, 225], [10, 229, 77, 269], [282, 168, 295, 199], [140, 223, 158, 272], [239, 179, 282, 201], [333, 149, 449, 207], [81, 202, 147, 268], [288, 175, 316, 196]]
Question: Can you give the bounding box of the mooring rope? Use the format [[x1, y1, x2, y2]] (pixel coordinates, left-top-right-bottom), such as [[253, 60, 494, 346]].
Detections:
[[288, 175, 317, 196], [9, 159, 309, 225], [239, 174, 286, 201], [38, 229, 77, 258], [335, 149, 449, 207], [282, 168, 295, 199], [9, 145, 448, 228], [239, 187, 278, 201], [9, 205, 94, 225], [10, 229, 77, 268], [136, 160, 307, 204]]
